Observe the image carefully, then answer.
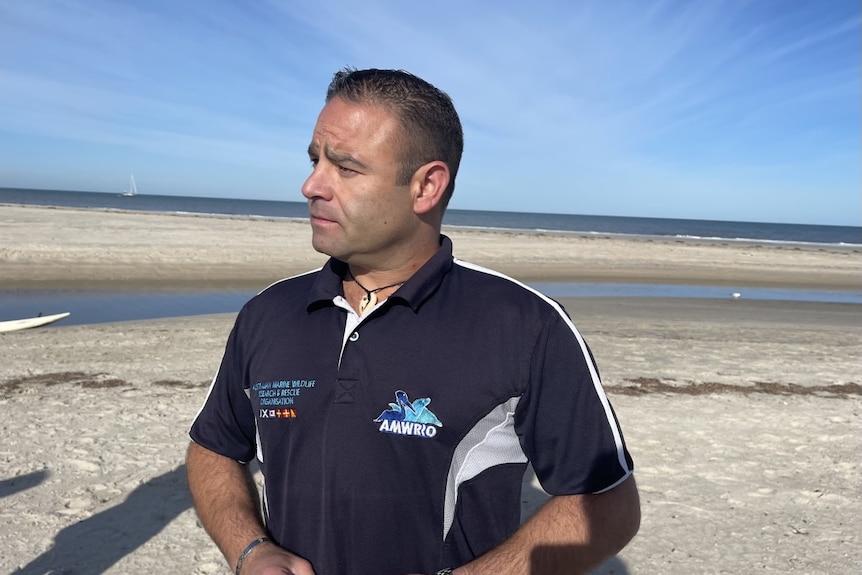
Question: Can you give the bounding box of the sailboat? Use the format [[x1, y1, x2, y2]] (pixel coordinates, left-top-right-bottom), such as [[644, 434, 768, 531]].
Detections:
[[120, 174, 138, 197]]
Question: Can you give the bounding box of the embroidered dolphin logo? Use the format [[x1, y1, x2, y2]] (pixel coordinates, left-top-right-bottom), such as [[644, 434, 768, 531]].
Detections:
[[374, 390, 442, 426]]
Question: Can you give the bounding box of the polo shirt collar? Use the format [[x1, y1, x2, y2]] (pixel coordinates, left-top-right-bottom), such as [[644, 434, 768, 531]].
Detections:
[[306, 235, 455, 313]]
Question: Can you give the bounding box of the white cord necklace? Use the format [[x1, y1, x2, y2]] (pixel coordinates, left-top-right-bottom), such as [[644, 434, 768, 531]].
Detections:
[[347, 269, 406, 314]]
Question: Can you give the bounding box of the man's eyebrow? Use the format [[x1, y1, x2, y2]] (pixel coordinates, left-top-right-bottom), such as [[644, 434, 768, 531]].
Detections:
[[308, 142, 369, 171]]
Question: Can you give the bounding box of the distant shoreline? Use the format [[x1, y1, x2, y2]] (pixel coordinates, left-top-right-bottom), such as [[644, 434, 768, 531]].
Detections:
[[2, 186, 860, 246], [1, 204, 859, 292], [2, 200, 861, 251]]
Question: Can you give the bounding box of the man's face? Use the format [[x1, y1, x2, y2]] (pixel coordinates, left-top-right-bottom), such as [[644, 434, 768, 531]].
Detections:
[[302, 97, 416, 267]]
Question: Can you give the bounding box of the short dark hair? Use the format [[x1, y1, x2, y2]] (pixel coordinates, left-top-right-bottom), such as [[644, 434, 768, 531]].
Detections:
[[326, 68, 464, 208]]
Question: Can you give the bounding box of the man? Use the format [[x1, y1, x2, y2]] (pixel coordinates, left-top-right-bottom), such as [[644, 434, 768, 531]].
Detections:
[[187, 68, 640, 575]]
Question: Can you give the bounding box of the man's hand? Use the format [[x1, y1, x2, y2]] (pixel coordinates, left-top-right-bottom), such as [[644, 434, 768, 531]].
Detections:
[[187, 442, 317, 575], [239, 541, 316, 575]]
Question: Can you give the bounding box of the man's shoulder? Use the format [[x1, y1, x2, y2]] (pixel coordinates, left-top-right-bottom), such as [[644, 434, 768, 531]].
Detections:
[[450, 259, 540, 295], [241, 268, 324, 314], [259, 268, 323, 295], [447, 259, 565, 315]]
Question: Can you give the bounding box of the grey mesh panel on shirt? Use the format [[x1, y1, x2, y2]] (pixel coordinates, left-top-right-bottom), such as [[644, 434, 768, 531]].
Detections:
[[443, 396, 526, 539]]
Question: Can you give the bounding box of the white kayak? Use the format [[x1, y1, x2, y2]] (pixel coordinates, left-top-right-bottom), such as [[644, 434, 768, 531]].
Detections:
[[0, 312, 71, 333]]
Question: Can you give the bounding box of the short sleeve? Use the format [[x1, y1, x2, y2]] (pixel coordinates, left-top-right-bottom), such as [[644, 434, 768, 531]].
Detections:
[[189, 312, 259, 463], [515, 310, 633, 495]]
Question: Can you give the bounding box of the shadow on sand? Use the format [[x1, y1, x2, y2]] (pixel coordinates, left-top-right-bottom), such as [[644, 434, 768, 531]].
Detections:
[[13, 465, 190, 575], [1, 469, 50, 500]]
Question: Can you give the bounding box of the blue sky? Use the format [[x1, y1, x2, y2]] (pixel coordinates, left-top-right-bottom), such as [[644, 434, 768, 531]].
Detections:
[[0, 1, 859, 225]]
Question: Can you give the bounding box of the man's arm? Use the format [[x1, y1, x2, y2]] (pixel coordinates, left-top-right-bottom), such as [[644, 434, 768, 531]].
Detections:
[[186, 441, 316, 575], [455, 474, 640, 575]]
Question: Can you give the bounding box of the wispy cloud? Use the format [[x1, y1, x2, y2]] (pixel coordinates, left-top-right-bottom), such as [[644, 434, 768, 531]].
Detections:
[[0, 0, 858, 223]]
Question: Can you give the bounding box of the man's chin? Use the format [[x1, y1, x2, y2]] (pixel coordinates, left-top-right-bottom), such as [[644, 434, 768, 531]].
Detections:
[[310, 236, 343, 259]]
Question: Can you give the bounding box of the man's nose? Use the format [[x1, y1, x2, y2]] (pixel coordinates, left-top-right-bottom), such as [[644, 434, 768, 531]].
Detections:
[[301, 164, 331, 200]]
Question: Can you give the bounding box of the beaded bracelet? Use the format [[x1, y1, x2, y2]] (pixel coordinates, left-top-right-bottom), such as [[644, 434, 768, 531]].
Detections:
[[235, 536, 271, 575]]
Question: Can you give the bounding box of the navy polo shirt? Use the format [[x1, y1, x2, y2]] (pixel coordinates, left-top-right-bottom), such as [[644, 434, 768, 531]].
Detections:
[[190, 235, 633, 575]]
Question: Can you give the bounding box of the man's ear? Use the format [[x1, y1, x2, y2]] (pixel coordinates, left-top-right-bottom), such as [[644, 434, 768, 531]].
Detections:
[[411, 161, 450, 215]]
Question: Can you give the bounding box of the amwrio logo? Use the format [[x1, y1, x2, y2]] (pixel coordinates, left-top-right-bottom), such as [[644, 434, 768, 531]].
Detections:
[[374, 390, 442, 438]]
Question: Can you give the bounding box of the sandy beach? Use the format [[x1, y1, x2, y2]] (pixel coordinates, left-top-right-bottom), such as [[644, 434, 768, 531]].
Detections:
[[1, 205, 860, 574]]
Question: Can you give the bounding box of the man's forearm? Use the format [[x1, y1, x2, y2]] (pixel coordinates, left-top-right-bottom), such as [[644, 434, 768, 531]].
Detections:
[[456, 475, 640, 575], [186, 441, 269, 570]]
